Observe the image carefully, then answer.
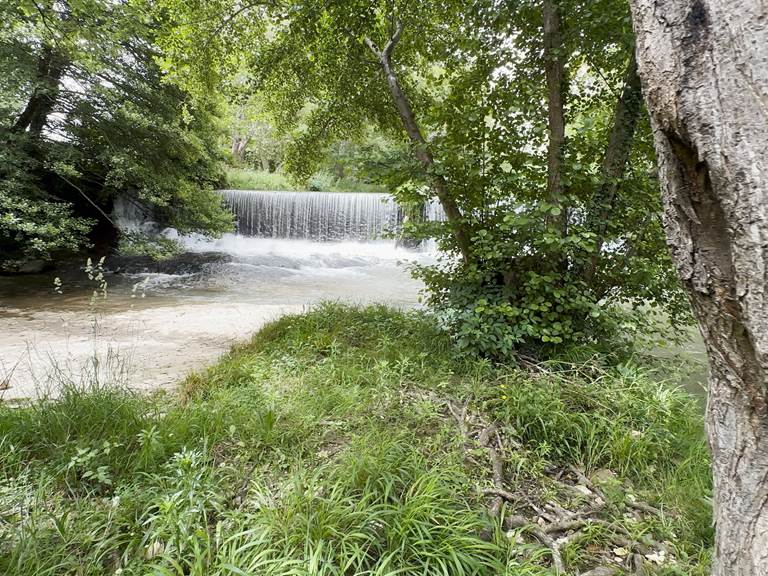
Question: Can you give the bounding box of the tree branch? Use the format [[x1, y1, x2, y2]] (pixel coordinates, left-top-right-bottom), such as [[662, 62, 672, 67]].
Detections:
[[583, 52, 642, 285], [364, 22, 471, 262]]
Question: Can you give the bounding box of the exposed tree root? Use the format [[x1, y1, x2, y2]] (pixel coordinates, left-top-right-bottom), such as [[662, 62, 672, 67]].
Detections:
[[505, 515, 565, 574], [445, 396, 672, 574]]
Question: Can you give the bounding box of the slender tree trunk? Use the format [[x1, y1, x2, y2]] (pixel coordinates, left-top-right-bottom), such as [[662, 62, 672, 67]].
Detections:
[[231, 136, 240, 160], [584, 53, 643, 284], [542, 0, 567, 236], [365, 24, 471, 263], [231, 135, 249, 164], [12, 46, 67, 137], [629, 1, 768, 573]]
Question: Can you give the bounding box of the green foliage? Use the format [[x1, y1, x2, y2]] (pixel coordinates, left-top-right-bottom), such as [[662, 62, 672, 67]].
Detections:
[[0, 305, 710, 575], [117, 233, 184, 262], [225, 168, 296, 191], [416, 200, 687, 357], [0, 177, 94, 271], [159, 0, 692, 356], [225, 167, 387, 193], [0, 0, 232, 268]]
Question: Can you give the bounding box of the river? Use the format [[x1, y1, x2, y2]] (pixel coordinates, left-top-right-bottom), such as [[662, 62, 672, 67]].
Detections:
[[0, 189, 707, 403], [0, 191, 430, 401]]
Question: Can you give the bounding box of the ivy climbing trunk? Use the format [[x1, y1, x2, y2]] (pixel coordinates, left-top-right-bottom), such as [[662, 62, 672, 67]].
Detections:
[[629, 1, 768, 573]]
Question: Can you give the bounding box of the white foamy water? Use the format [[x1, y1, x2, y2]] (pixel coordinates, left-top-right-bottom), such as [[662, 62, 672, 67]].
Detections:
[[0, 191, 442, 400]]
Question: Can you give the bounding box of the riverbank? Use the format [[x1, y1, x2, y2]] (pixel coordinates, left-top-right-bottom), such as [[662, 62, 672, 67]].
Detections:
[[225, 168, 386, 193], [0, 304, 712, 575], [0, 301, 301, 401]]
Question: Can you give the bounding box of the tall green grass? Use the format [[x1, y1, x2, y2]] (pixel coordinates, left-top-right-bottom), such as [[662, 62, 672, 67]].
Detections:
[[0, 304, 711, 575]]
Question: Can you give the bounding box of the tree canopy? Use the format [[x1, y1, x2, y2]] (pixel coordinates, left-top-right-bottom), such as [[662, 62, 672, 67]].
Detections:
[[2, 0, 691, 354], [157, 0, 690, 356], [0, 0, 232, 270]]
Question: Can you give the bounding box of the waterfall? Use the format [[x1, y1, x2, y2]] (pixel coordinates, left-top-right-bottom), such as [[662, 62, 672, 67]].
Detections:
[[221, 190, 402, 242], [424, 198, 446, 222]]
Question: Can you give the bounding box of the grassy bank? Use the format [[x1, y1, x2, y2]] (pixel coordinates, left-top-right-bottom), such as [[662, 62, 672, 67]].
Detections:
[[225, 168, 386, 193], [0, 304, 711, 575]]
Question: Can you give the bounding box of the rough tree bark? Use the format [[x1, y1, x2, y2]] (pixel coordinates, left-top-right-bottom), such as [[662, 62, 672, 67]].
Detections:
[[365, 23, 472, 263], [629, 1, 768, 573], [542, 0, 568, 237]]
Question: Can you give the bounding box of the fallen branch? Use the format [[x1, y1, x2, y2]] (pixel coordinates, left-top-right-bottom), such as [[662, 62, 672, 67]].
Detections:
[[482, 487, 517, 502], [627, 499, 662, 517], [447, 399, 470, 440], [479, 424, 505, 517], [568, 465, 667, 519], [230, 461, 258, 509], [569, 465, 601, 494], [581, 567, 618, 576]]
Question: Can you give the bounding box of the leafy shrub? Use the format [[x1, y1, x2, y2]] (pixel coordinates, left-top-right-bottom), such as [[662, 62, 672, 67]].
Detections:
[[117, 232, 184, 261], [412, 200, 690, 359]]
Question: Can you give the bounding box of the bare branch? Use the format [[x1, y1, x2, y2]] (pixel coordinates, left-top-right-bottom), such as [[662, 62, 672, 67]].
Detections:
[[505, 515, 565, 574], [382, 20, 403, 60]]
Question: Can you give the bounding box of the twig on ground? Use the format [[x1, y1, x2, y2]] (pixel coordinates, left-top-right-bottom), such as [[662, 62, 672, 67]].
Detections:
[[505, 515, 565, 574], [230, 461, 258, 509], [569, 465, 601, 494], [448, 399, 470, 439], [581, 567, 619, 576], [479, 423, 505, 517], [626, 499, 663, 517], [482, 487, 517, 501]]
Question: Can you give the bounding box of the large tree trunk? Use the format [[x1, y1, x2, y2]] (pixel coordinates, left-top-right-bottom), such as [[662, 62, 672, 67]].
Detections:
[[12, 46, 67, 137], [629, 1, 768, 573]]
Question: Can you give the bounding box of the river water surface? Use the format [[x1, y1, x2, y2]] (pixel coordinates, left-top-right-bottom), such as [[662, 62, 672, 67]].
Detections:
[[0, 190, 707, 402], [0, 191, 433, 401]]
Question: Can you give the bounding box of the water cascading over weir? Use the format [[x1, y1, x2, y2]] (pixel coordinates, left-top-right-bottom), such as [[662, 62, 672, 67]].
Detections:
[[220, 190, 404, 242]]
